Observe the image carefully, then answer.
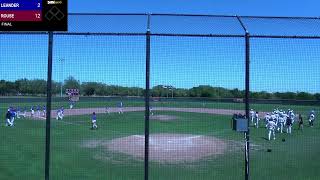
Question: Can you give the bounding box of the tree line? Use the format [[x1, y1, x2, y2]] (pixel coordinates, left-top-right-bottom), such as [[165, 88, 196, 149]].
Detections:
[[0, 77, 319, 100]]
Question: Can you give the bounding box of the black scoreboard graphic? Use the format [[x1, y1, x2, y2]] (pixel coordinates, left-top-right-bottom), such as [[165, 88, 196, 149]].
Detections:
[[0, 0, 67, 31]]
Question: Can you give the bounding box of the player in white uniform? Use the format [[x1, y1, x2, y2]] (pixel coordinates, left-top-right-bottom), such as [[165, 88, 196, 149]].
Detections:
[[42, 105, 46, 117], [308, 111, 315, 127], [289, 110, 295, 124], [249, 109, 255, 125], [271, 112, 277, 124], [266, 119, 277, 140], [21, 107, 27, 118], [16, 107, 21, 119], [264, 113, 271, 126], [254, 111, 260, 128], [56, 110, 61, 120], [69, 101, 75, 109], [118, 101, 124, 114], [56, 107, 64, 120], [11, 109, 16, 126], [37, 105, 41, 117], [277, 113, 285, 133], [105, 106, 110, 114], [150, 106, 154, 116], [31, 106, 35, 117]]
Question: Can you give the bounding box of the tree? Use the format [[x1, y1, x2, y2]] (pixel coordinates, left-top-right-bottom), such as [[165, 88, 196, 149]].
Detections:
[[63, 76, 81, 90], [296, 92, 315, 100], [81, 82, 97, 96]]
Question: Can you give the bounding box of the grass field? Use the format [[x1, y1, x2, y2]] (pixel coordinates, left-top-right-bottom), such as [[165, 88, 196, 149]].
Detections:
[[0, 105, 319, 180], [1, 97, 319, 115]]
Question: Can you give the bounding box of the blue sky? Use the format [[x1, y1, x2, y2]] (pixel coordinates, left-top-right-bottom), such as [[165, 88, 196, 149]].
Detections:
[[0, 0, 319, 93]]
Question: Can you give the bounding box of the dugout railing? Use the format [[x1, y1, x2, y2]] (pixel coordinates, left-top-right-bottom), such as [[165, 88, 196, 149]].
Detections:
[[1, 13, 320, 180]]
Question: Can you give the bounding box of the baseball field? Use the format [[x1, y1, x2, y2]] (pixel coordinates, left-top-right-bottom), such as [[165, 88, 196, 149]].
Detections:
[[0, 97, 319, 180]]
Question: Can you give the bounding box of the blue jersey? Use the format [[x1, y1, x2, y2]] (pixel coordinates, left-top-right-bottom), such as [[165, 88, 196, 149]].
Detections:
[[9, 111, 15, 118], [37, 106, 40, 111], [92, 114, 97, 120]]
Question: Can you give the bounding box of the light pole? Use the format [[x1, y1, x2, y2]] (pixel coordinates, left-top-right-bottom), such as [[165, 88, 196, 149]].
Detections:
[[163, 85, 174, 99], [59, 58, 64, 97]]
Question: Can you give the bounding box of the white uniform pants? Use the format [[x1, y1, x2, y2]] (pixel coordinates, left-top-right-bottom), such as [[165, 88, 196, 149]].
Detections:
[[268, 129, 275, 140]]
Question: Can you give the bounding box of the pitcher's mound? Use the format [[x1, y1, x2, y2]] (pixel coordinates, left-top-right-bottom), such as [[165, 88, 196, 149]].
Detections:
[[150, 115, 177, 121], [105, 133, 226, 163]]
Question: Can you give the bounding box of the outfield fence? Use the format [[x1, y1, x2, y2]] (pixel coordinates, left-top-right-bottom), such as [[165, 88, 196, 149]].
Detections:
[[1, 14, 320, 180]]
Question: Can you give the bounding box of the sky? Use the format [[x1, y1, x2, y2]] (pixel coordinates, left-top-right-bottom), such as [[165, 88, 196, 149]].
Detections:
[[0, 0, 320, 93]]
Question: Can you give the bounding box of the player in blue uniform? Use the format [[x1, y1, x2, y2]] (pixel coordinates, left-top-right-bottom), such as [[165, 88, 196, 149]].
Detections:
[[36, 105, 41, 117], [91, 112, 98, 129], [118, 101, 124, 114], [42, 105, 46, 117]]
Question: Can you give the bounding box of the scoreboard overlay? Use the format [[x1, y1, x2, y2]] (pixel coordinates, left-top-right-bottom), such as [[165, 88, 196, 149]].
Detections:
[[0, 0, 67, 31]]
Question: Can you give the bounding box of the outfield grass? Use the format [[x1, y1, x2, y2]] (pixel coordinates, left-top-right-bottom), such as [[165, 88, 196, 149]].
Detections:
[[1, 98, 319, 117], [0, 111, 319, 180]]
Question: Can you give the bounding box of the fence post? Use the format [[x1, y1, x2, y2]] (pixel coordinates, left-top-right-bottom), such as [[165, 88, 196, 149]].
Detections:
[[244, 31, 250, 180], [236, 16, 250, 180], [144, 14, 151, 180], [45, 31, 53, 180]]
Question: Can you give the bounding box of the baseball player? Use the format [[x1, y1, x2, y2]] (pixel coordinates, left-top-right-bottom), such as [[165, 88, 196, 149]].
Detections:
[[31, 106, 35, 117], [69, 101, 74, 109], [56, 107, 64, 120], [16, 106, 21, 119], [21, 107, 27, 118], [10, 108, 16, 126], [286, 115, 293, 134], [60, 106, 64, 119], [5, 109, 13, 127], [91, 112, 98, 129], [118, 101, 124, 114], [36, 105, 41, 117], [266, 118, 277, 141], [249, 109, 255, 125], [264, 113, 271, 127], [150, 106, 154, 116], [42, 105, 46, 117], [271, 112, 277, 124], [277, 113, 285, 133], [289, 110, 296, 124], [56, 109, 61, 120], [308, 111, 315, 127], [56, 109, 63, 120], [298, 114, 303, 131], [254, 111, 260, 128], [105, 106, 110, 114]]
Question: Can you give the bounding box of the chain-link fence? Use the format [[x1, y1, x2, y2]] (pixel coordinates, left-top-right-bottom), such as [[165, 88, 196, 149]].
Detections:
[[0, 14, 320, 180]]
